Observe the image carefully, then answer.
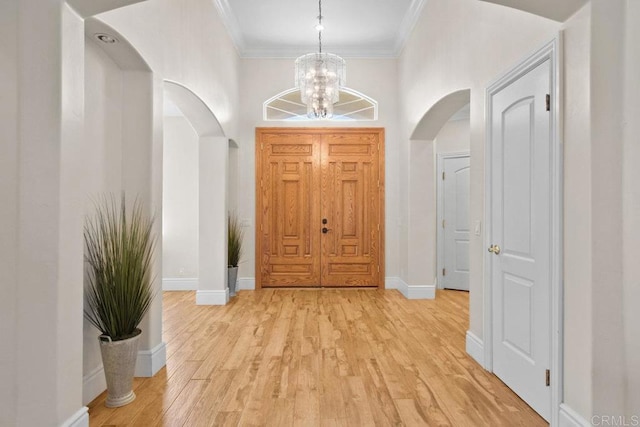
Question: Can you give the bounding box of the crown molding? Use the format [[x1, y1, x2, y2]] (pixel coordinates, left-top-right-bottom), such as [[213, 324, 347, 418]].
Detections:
[[393, 0, 428, 56], [212, 0, 245, 53]]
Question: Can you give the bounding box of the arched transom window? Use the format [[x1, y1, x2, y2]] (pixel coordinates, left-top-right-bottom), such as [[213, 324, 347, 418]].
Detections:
[[263, 87, 378, 121]]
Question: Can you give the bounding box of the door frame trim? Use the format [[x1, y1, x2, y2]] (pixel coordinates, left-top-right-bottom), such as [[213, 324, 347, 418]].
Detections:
[[255, 127, 386, 289], [483, 36, 563, 425], [436, 151, 470, 290]]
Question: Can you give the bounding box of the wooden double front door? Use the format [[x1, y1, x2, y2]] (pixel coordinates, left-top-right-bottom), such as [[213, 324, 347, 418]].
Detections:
[[256, 128, 385, 288]]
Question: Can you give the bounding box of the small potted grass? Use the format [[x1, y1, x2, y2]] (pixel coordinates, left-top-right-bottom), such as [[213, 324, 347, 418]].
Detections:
[[228, 213, 244, 297], [84, 195, 155, 407]]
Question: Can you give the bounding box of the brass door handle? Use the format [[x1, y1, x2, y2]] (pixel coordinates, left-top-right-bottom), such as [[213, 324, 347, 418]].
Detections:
[[488, 244, 501, 255]]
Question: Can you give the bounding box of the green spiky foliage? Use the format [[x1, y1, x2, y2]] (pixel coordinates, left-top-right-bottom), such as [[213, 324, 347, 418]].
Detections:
[[84, 195, 156, 341], [228, 214, 244, 268]]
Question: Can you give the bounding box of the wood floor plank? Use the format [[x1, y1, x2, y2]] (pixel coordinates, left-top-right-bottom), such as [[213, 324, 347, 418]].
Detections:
[[88, 289, 547, 426], [154, 378, 209, 426], [129, 361, 202, 426], [183, 369, 237, 427]]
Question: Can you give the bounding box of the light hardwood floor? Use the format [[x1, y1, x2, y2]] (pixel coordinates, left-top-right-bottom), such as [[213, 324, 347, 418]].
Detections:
[[88, 289, 547, 426]]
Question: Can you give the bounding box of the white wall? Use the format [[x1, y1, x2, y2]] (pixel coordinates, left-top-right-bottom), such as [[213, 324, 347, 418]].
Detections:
[[98, 0, 240, 138], [162, 116, 200, 279], [561, 4, 593, 417], [84, 39, 123, 195], [82, 37, 125, 404], [57, 6, 87, 423], [0, 0, 19, 423], [228, 141, 239, 214], [0, 2, 86, 425], [622, 0, 640, 415], [238, 58, 401, 282], [434, 118, 470, 154], [589, 0, 626, 417], [398, 0, 560, 343]]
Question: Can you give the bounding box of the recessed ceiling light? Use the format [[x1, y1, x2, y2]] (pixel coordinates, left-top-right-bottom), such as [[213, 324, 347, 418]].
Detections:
[[95, 33, 118, 44]]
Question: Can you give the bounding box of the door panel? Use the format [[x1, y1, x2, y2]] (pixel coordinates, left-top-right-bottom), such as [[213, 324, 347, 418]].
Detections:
[[321, 133, 381, 286], [490, 59, 551, 420], [440, 156, 470, 291], [256, 128, 384, 288], [258, 132, 321, 286]]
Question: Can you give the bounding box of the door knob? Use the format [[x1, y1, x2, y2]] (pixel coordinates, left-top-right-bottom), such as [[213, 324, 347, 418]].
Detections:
[[322, 227, 331, 234], [488, 244, 501, 254]]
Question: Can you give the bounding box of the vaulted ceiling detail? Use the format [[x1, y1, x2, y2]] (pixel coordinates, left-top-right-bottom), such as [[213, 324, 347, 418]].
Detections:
[[212, 0, 427, 58]]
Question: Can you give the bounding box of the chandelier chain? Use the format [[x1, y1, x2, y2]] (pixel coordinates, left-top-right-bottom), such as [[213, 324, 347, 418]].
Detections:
[[318, 0, 322, 53]]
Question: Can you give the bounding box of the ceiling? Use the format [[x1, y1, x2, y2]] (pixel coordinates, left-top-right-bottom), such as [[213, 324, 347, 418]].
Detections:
[[213, 0, 427, 58]]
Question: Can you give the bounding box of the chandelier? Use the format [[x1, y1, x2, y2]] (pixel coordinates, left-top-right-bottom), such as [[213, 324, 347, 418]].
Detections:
[[294, 0, 346, 119]]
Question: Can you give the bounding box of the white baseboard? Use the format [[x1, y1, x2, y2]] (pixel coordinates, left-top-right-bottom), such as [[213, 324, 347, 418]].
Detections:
[[135, 341, 167, 377], [232, 277, 436, 297], [385, 276, 435, 299], [384, 276, 400, 290], [465, 330, 484, 367], [237, 277, 255, 290], [196, 289, 229, 305], [559, 403, 591, 427], [82, 365, 106, 405], [59, 407, 89, 427], [405, 283, 436, 299], [162, 277, 198, 291]]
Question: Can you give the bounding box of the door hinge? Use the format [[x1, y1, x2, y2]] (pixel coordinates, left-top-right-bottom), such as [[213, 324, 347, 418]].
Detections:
[[545, 369, 550, 386], [442, 172, 445, 180], [377, 223, 380, 231], [442, 219, 445, 228], [545, 94, 550, 112], [442, 268, 446, 276]]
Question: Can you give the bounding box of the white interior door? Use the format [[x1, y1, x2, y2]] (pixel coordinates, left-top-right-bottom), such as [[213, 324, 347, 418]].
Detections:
[[489, 59, 552, 420], [439, 155, 470, 291]]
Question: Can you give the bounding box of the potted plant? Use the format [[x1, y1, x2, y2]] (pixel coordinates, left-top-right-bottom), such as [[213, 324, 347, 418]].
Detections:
[[84, 195, 155, 408], [228, 213, 244, 297]]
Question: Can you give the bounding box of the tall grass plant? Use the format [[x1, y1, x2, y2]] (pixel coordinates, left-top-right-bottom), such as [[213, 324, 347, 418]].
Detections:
[[84, 195, 155, 341], [228, 214, 244, 267]]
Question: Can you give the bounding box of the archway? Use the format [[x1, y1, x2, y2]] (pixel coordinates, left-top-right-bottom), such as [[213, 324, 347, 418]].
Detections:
[[406, 89, 471, 298], [163, 81, 230, 305], [478, 0, 585, 22]]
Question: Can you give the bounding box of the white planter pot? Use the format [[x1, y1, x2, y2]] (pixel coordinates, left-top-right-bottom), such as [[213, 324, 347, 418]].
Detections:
[[99, 330, 141, 407], [228, 266, 238, 297]]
